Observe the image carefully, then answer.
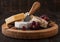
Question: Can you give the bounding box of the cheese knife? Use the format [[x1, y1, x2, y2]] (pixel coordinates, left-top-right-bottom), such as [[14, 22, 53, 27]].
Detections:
[[24, 1, 40, 22]]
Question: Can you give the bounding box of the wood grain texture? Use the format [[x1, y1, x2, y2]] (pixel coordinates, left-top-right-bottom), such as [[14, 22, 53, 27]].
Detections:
[[2, 22, 58, 39]]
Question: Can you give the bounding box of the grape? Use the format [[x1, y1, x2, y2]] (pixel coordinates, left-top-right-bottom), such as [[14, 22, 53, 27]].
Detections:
[[37, 22, 40, 26], [32, 21, 36, 25], [31, 22, 40, 30], [29, 21, 44, 30], [29, 23, 33, 30], [30, 24, 35, 30], [40, 15, 46, 18], [22, 26, 26, 30], [34, 22, 40, 29], [40, 15, 49, 21]]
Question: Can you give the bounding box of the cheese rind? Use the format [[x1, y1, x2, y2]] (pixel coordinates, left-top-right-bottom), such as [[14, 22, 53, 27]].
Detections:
[[15, 22, 30, 28], [5, 13, 25, 25]]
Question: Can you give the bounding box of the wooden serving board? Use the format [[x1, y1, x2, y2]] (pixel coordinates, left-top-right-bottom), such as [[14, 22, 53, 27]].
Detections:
[[2, 22, 58, 39]]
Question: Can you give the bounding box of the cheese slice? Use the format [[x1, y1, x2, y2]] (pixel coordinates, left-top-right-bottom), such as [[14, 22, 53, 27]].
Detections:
[[5, 13, 25, 25]]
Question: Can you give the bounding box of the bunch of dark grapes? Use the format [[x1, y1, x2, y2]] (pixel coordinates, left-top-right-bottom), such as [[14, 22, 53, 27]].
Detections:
[[29, 21, 41, 30], [40, 15, 49, 21]]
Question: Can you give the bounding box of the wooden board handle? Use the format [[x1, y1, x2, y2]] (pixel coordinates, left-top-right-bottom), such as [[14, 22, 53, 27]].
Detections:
[[29, 1, 40, 15]]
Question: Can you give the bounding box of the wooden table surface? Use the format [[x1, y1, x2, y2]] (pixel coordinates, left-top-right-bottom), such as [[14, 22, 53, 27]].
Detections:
[[0, 0, 60, 42]]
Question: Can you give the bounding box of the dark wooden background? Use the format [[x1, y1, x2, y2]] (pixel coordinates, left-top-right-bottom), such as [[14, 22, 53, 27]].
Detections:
[[0, 0, 60, 42]]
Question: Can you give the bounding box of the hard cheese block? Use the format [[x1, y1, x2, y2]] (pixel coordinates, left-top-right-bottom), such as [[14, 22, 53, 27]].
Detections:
[[5, 13, 25, 25]]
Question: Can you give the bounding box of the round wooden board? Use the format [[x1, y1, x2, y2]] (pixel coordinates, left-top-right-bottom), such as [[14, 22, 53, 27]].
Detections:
[[2, 22, 58, 39]]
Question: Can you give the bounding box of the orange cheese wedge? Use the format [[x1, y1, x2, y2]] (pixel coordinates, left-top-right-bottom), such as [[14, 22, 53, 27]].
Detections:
[[5, 13, 25, 25]]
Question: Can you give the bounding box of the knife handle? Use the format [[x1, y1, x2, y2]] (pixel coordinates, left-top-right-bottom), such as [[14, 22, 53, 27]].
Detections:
[[29, 1, 40, 15]]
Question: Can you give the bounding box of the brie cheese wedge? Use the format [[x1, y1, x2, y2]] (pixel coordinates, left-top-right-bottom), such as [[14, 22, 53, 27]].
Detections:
[[15, 21, 31, 28]]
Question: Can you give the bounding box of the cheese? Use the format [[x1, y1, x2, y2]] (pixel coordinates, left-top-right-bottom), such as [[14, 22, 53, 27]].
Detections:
[[15, 21, 30, 28], [5, 13, 25, 25], [30, 16, 48, 28]]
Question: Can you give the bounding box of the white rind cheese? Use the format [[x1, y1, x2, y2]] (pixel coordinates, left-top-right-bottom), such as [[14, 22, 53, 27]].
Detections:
[[15, 22, 31, 28]]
